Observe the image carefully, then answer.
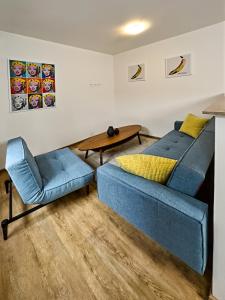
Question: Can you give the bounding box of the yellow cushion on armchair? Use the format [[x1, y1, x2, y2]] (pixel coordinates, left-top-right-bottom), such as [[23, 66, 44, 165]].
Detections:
[[116, 154, 177, 184]]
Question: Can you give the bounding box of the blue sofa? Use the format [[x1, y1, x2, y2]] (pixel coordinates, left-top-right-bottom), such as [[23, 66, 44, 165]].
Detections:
[[97, 118, 215, 274], [2, 137, 94, 240]]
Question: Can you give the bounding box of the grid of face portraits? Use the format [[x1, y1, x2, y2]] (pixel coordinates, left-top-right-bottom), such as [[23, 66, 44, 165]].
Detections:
[[9, 60, 56, 112]]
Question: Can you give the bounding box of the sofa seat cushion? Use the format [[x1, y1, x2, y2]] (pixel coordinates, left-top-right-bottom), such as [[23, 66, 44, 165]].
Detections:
[[33, 148, 94, 204], [143, 130, 194, 160], [101, 163, 207, 223]]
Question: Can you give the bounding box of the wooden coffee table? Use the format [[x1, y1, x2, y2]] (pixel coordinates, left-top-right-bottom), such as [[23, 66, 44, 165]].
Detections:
[[78, 125, 142, 165]]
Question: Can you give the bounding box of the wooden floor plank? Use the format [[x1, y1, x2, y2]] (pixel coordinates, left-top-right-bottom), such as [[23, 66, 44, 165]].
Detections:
[[0, 171, 211, 299]]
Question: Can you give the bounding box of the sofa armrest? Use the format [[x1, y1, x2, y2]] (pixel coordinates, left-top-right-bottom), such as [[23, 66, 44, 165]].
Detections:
[[97, 163, 207, 223], [174, 121, 183, 131]]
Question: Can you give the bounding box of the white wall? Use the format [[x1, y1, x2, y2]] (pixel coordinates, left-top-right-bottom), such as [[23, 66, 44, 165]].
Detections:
[[1, 23, 224, 170], [213, 115, 225, 300], [114, 22, 225, 137], [0, 31, 114, 169], [0, 16, 225, 300], [212, 22, 225, 300], [114, 23, 225, 299]]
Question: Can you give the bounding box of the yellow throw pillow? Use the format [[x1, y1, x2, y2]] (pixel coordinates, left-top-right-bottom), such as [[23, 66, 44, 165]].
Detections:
[[179, 113, 208, 138], [116, 154, 177, 184]]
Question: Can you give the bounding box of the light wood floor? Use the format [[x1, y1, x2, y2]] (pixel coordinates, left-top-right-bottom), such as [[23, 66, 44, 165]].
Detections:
[[0, 171, 211, 300]]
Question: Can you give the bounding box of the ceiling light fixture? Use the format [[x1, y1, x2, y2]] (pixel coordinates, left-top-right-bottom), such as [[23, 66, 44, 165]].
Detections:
[[121, 20, 150, 35]]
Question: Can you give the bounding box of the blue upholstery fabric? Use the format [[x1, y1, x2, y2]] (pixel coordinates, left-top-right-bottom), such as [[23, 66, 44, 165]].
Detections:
[[167, 118, 215, 196], [97, 118, 214, 274], [35, 148, 94, 204], [6, 137, 94, 204], [174, 121, 183, 131], [143, 130, 194, 160], [97, 163, 208, 274], [6, 137, 43, 203]]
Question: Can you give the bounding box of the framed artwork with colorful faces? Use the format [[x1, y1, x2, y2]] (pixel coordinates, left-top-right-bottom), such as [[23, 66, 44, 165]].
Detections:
[[8, 59, 56, 112]]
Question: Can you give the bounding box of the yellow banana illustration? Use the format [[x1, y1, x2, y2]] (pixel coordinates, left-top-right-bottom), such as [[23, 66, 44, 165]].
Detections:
[[131, 65, 142, 79], [169, 56, 186, 75]]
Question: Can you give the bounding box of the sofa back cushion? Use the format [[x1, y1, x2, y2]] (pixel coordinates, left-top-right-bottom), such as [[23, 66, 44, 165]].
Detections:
[[6, 137, 43, 202], [167, 118, 214, 197], [143, 130, 194, 160]]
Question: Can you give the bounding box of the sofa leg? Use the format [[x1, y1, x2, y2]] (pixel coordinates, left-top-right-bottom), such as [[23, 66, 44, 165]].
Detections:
[[86, 185, 90, 196], [1, 219, 9, 240]]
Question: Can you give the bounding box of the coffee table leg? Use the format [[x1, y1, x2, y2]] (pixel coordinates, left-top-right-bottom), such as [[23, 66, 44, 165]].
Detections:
[[137, 133, 142, 145], [85, 150, 89, 159], [100, 149, 103, 165]]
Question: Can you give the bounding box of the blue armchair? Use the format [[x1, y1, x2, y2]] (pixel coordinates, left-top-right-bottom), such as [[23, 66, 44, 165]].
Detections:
[[2, 137, 94, 240]]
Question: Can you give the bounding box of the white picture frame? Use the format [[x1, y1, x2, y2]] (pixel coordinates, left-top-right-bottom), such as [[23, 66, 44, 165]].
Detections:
[[128, 64, 145, 82], [165, 54, 191, 78]]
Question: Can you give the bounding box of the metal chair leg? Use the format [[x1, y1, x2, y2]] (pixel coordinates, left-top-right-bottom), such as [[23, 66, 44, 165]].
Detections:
[[2, 179, 13, 240], [8, 180, 13, 220], [86, 184, 90, 195], [4, 180, 10, 194], [1, 219, 9, 240], [2, 177, 93, 240]]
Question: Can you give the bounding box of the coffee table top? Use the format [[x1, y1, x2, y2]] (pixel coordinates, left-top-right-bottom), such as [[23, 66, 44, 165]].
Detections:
[[78, 125, 141, 151]]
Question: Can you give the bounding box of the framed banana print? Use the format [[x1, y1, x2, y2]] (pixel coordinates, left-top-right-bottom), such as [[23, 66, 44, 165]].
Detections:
[[165, 54, 191, 78], [128, 64, 145, 82], [8, 59, 56, 112]]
